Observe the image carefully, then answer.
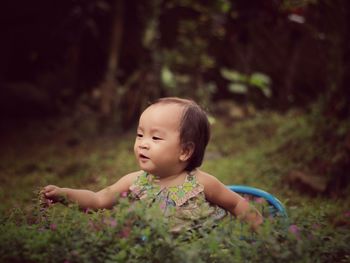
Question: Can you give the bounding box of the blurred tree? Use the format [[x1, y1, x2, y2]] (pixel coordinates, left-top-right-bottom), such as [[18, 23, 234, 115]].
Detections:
[[98, 0, 124, 129], [309, 0, 350, 193], [117, 0, 163, 130], [1, 0, 349, 131]]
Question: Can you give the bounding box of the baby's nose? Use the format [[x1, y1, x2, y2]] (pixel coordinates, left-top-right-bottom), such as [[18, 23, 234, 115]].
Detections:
[[139, 140, 150, 149]]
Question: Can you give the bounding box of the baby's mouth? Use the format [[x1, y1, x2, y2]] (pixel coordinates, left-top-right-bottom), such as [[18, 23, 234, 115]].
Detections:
[[139, 153, 150, 160]]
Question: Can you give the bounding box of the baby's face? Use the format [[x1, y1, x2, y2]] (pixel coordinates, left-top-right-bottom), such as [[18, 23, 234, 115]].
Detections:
[[134, 103, 186, 177]]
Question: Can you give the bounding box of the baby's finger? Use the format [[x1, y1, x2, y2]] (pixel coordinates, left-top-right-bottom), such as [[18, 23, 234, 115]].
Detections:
[[44, 186, 58, 196], [43, 185, 56, 192], [44, 189, 57, 197]]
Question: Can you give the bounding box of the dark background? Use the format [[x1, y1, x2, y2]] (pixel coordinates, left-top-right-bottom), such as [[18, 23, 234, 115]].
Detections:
[[1, 0, 349, 125]]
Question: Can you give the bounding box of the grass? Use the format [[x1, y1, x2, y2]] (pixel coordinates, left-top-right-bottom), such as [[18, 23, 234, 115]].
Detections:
[[0, 110, 349, 262]]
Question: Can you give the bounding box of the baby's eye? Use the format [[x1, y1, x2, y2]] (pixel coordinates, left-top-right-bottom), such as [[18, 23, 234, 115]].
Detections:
[[137, 133, 143, 138], [152, 136, 162, 141]]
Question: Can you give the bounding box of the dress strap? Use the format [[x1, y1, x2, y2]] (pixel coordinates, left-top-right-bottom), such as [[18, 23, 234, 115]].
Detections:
[[185, 170, 197, 183], [129, 171, 157, 199], [168, 170, 204, 206]]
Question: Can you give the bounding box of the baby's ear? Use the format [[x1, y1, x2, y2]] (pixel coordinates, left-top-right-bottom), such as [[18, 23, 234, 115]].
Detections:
[[180, 142, 195, 162]]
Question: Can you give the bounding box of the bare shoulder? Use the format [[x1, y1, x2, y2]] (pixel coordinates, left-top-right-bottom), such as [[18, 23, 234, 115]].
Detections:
[[122, 170, 143, 181], [113, 170, 143, 186], [195, 169, 242, 211], [195, 169, 222, 187], [195, 169, 226, 198]]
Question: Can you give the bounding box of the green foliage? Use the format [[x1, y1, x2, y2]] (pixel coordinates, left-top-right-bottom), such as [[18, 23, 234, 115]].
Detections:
[[1, 193, 349, 263], [4, 0, 349, 124], [281, 0, 318, 10], [221, 68, 272, 98]]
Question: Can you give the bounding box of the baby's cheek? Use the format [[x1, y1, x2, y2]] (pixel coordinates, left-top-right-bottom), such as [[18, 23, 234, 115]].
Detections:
[[133, 144, 138, 156]]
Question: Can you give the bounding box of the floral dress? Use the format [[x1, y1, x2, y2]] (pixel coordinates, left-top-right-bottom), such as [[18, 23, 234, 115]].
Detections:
[[129, 171, 227, 232]]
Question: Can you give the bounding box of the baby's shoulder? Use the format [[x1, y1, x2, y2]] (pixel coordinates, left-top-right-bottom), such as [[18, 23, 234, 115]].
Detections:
[[195, 170, 221, 187], [124, 170, 144, 182], [113, 170, 143, 186], [195, 170, 227, 201]]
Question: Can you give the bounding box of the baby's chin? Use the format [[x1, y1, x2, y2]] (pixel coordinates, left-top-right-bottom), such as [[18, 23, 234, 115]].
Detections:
[[140, 167, 161, 177], [137, 163, 171, 177], [137, 165, 153, 174]]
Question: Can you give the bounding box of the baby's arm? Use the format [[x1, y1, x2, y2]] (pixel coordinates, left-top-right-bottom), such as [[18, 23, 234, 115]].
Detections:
[[42, 171, 141, 210], [199, 171, 263, 231]]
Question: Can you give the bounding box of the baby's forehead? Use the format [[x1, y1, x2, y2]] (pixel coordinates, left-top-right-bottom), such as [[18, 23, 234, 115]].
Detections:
[[139, 103, 185, 127], [151, 102, 184, 109], [145, 102, 185, 115]]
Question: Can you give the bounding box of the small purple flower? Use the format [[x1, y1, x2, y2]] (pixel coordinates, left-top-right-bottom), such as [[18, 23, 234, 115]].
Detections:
[[103, 218, 117, 227], [120, 226, 131, 238], [50, 223, 57, 231], [254, 198, 265, 204], [84, 208, 92, 214], [288, 224, 301, 239], [109, 219, 117, 227], [289, 224, 299, 234], [312, 223, 320, 229], [344, 211, 350, 217], [120, 191, 128, 198], [159, 202, 166, 210]]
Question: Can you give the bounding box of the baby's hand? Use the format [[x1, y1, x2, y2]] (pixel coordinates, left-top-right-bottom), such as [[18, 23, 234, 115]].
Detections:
[[42, 185, 64, 203]]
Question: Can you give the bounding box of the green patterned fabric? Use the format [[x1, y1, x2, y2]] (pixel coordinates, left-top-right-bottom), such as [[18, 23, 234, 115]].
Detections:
[[129, 171, 227, 232]]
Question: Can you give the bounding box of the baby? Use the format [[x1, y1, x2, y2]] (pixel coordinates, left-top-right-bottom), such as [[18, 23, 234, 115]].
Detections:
[[43, 97, 263, 231]]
